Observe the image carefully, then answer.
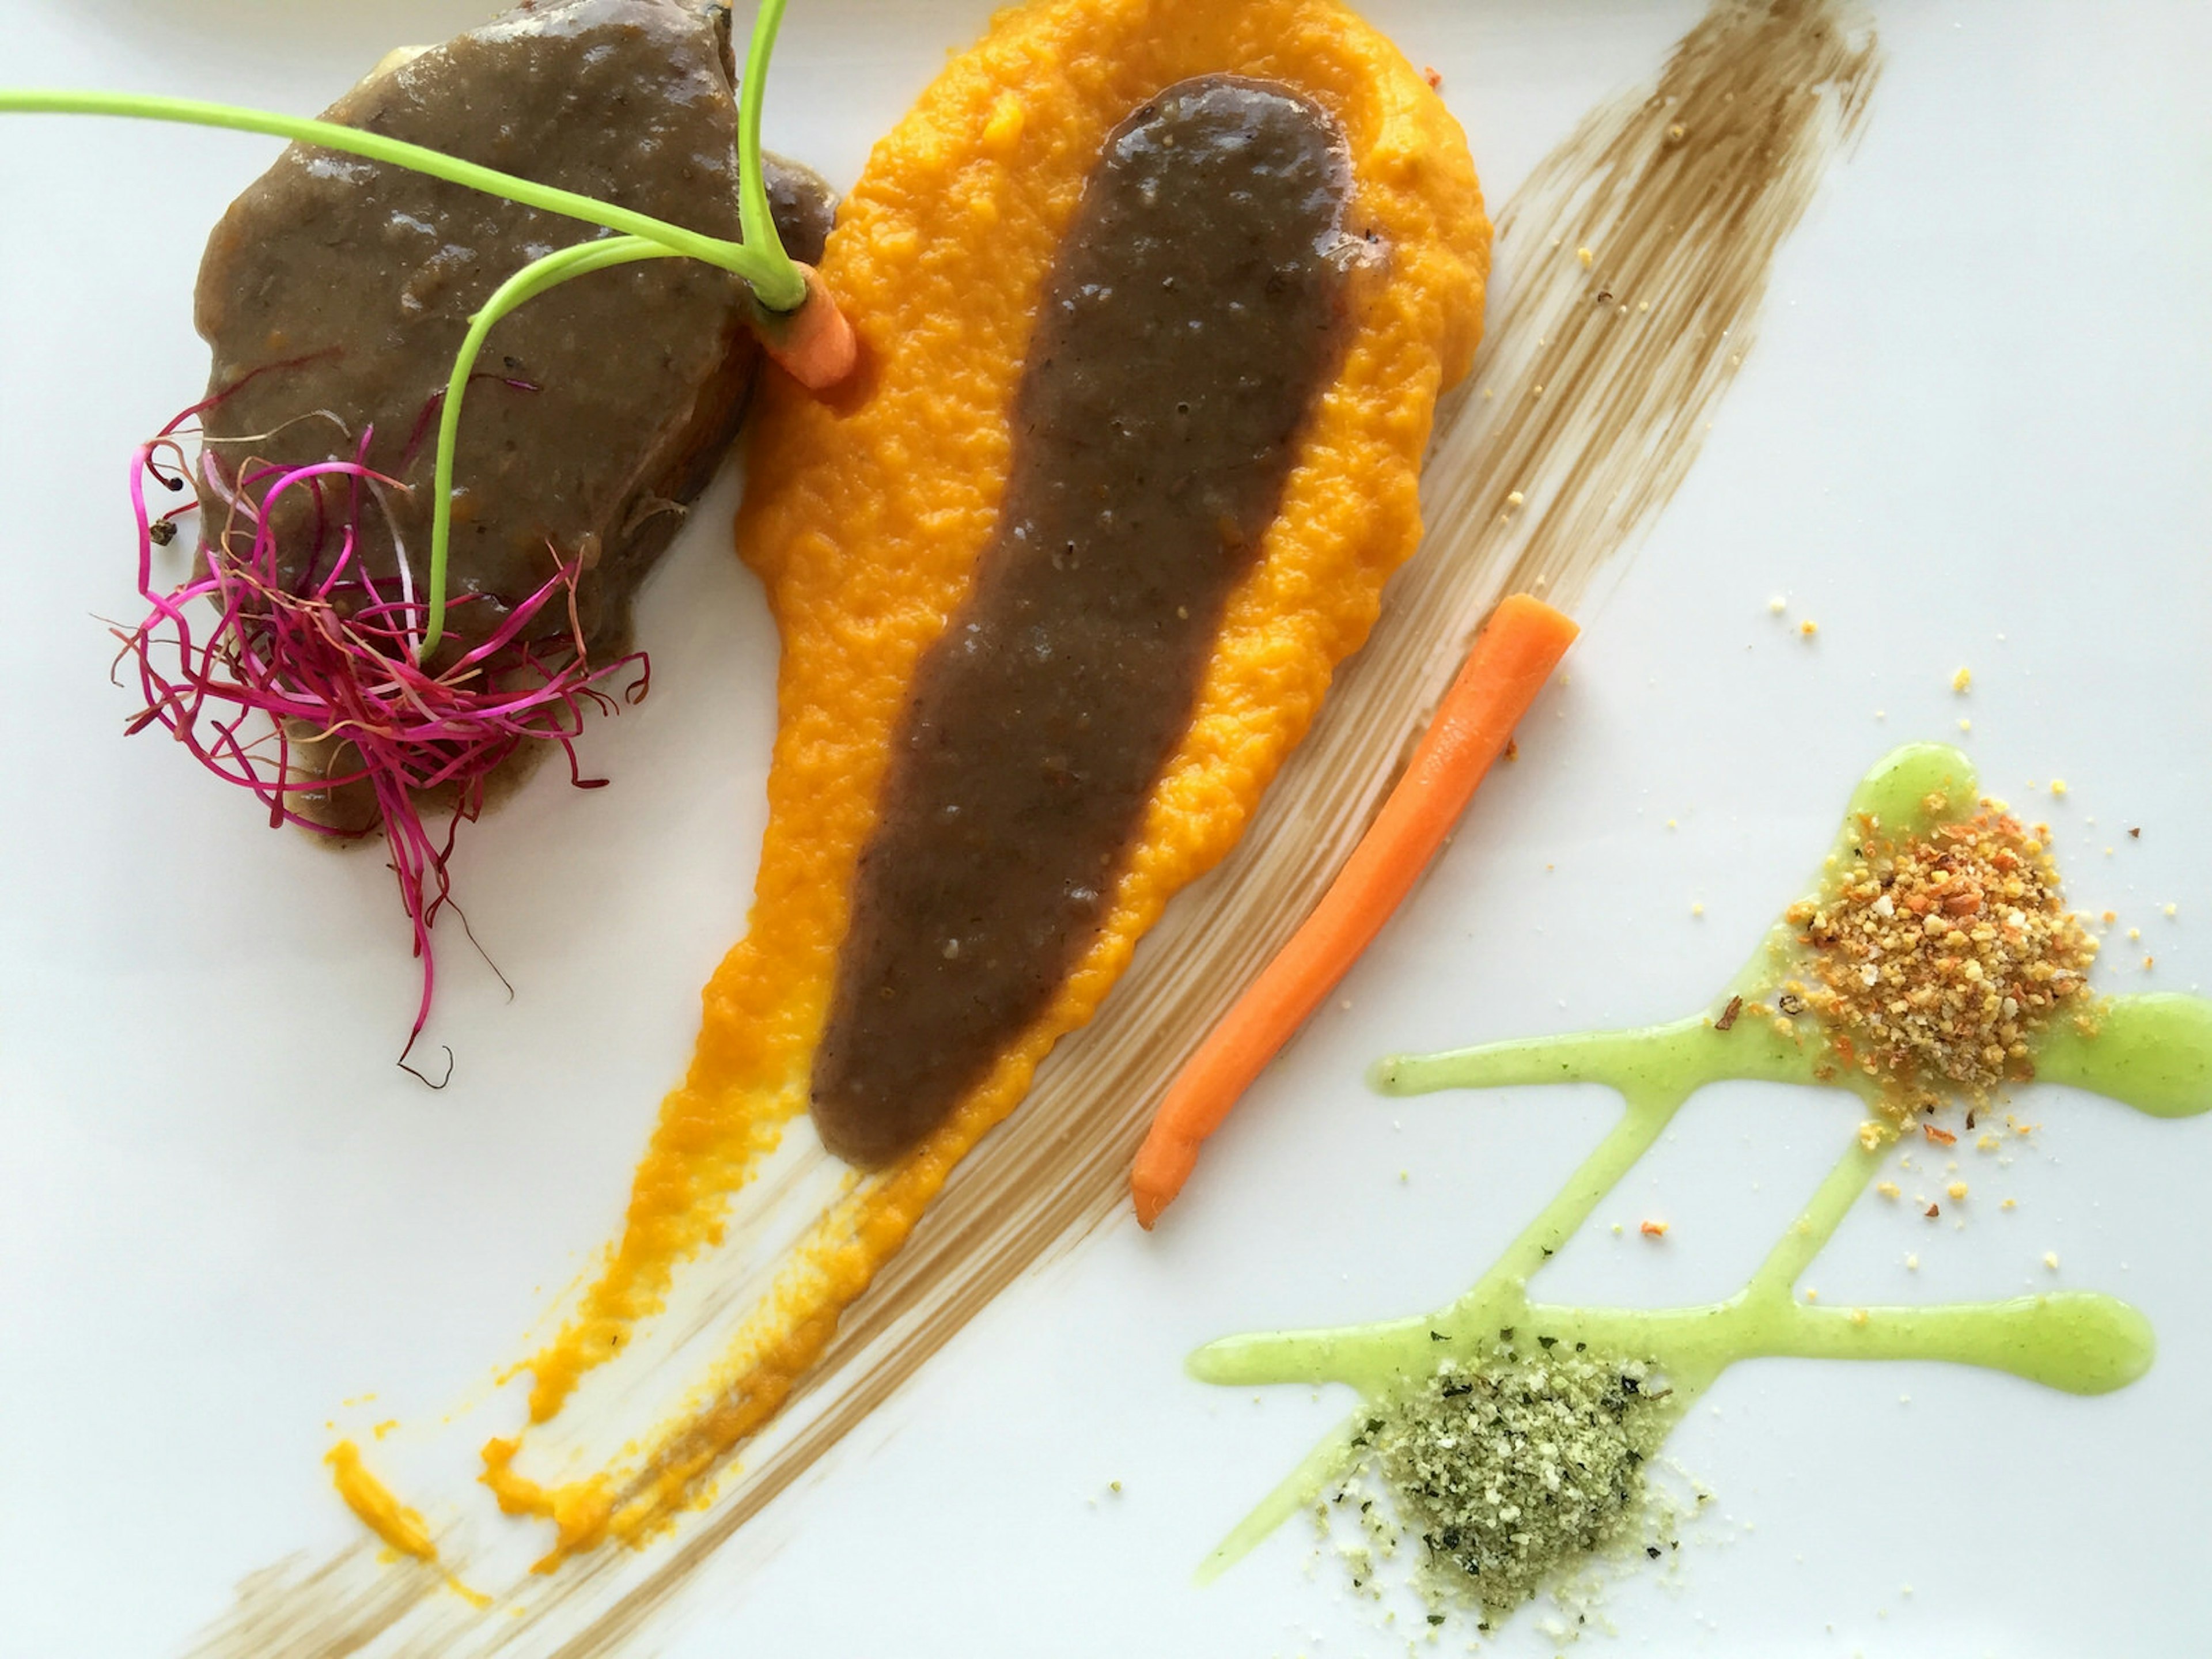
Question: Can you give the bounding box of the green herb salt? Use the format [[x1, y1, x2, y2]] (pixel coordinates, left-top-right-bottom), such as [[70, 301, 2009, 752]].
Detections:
[[1371, 1337, 1671, 1622]]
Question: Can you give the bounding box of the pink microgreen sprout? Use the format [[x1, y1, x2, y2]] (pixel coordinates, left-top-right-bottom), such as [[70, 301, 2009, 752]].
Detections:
[[118, 396, 647, 1071]]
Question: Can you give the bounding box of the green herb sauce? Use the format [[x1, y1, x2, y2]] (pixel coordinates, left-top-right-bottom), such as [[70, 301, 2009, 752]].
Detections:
[[1189, 744, 2211, 1597]]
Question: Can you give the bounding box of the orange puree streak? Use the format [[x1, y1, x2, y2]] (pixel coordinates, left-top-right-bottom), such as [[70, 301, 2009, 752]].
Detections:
[[327, 1440, 494, 1609], [488, 0, 1487, 1564]]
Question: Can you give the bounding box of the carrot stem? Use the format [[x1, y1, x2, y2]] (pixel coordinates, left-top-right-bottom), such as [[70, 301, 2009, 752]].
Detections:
[[737, 0, 802, 313], [0, 89, 800, 302], [422, 236, 677, 656], [1129, 593, 1580, 1230]]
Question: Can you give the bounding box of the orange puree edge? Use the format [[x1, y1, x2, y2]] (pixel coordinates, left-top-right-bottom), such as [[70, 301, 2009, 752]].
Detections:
[[327, 1440, 494, 1608], [493, 0, 1487, 1564]]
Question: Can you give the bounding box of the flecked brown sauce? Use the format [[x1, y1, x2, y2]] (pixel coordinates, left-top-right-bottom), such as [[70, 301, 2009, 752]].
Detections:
[[809, 76, 1356, 1165], [190, 0, 833, 823]]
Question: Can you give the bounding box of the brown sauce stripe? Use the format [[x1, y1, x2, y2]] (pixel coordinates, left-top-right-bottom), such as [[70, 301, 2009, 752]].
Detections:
[[813, 77, 1356, 1165], [186, 3, 1881, 1650]]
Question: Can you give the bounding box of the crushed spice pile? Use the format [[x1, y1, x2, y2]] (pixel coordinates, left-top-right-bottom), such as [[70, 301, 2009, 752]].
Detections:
[[1785, 798, 2100, 1116], [1358, 1336, 1673, 1623]]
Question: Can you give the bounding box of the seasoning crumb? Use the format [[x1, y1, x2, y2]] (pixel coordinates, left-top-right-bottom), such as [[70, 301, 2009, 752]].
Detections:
[[1922, 1124, 1956, 1146], [1924, 1203, 1940, 1218], [1640, 1219, 1669, 1237], [1976, 1133, 2001, 1152], [2050, 779, 2068, 798], [1505, 737, 1518, 762], [1714, 995, 1744, 1032], [1691, 902, 1705, 918], [1857, 1120, 1888, 1153], [1789, 802, 2097, 1120], [1577, 245, 1594, 268], [1958, 718, 1972, 733], [2002, 1198, 2017, 1211], [1506, 490, 1525, 507], [1952, 666, 1972, 693], [2164, 903, 2177, 918], [2044, 1251, 2060, 1270], [1876, 1181, 1900, 1199], [1422, 65, 1443, 90], [1768, 594, 1787, 614], [1947, 1181, 1968, 1200], [1799, 619, 1819, 637], [1904, 1253, 1919, 1270]]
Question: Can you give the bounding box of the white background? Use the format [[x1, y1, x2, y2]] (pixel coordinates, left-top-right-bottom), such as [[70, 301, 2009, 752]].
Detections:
[[2, 2, 2207, 1654]]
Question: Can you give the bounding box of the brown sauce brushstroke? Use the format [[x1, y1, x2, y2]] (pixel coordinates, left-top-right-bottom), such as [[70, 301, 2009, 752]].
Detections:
[[185, 2, 1878, 1652], [812, 77, 1357, 1165]]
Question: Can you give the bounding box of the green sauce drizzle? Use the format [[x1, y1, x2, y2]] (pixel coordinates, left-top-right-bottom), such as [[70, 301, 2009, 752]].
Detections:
[[1188, 743, 2210, 1589]]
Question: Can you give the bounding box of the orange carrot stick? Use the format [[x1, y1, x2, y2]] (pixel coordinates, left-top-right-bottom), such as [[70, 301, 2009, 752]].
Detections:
[[751, 262, 859, 392], [1130, 593, 1580, 1229]]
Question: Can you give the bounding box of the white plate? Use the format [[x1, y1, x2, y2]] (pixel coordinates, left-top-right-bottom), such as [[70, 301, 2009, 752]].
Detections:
[[3, 2, 2207, 1654]]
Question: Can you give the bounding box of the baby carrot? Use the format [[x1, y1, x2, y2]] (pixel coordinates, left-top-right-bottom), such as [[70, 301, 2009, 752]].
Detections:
[[1130, 592, 1578, 1229], [753, 263, 859, 392]]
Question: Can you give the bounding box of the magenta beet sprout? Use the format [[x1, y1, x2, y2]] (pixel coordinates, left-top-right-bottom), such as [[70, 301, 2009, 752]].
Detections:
[[116, 400, 646, 1070]]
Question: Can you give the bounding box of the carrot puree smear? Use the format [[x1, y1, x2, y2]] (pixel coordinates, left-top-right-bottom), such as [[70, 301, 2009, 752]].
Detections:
[[488, 0, 1487, 1562], [327, 1440, 494, 1607]]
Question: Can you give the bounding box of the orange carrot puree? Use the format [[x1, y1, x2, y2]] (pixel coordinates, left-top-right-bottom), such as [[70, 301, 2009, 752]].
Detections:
[[327, 1440, 494, 1607], [486, 0, 1488, 1563], [328, 1440, 438, 1562]]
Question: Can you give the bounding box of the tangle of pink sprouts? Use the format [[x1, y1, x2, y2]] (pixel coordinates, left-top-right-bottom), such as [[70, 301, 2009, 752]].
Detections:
[[116, 402, 647, 1069]]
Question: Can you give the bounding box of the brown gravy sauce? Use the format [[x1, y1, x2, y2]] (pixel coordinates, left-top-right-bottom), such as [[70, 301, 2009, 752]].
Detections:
[[810, 75, 1357, 1164]]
